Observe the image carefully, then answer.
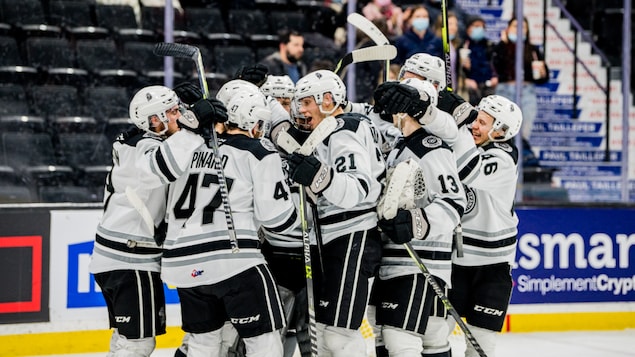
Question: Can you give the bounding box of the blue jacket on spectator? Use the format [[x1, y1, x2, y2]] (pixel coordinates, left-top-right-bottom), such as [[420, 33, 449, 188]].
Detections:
[[394, 29, 443, 65], [461, 38, 496, 84]]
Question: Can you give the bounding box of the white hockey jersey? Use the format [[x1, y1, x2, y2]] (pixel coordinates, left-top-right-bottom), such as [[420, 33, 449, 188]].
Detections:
[[454, 140, 519, 267], [161, 134, 299, 287], [379, 128, 466, 286], [89, 129, 204, 274], [310, 114, 386, 245]]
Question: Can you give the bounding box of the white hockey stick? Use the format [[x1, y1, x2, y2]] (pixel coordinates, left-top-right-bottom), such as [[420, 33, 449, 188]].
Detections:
[[153, 42, 240, 253], [347, 12, 391, 82], [275, 116, 338, 155], [333, 44, 397, 78]]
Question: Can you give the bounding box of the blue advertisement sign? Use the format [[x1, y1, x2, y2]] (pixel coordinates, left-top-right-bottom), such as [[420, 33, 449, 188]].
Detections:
[[512, 207, 635, 304], [67, 241, 181, 309]]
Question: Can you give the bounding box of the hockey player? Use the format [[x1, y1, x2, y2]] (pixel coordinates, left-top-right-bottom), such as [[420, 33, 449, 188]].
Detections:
[[397, 52, 482, 183], [260, 74, 295, 114], [161, 90, 300, 357], [285, 69, 384, 357], [372, 78, 466, 357], [447, 95, 523, 357], [89, 85, 228, 357]]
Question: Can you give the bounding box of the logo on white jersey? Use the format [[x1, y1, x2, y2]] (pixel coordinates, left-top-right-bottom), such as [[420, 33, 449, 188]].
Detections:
[[191, 269, 204, 277], [319, 300, 330, 308], [493, 142, 512, 152], [464, 186, 476, 214], [421, 136, 442, 148]]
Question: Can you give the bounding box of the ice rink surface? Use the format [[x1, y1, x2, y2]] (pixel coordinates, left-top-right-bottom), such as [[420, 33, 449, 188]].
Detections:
[[27, 329, 635, 357]]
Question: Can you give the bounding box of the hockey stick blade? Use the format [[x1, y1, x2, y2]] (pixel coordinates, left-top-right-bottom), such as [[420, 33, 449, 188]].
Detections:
[[347, 13, 390, 45], [153, 42, 198, 59], [334, 45, 397, 76]]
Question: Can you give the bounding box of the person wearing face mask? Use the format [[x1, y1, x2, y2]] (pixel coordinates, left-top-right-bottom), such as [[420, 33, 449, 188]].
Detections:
[[258, 28, 307, 84], [394, 5, 443, 65], [492, 16, 549, 144], [460, 15, 498, 106]]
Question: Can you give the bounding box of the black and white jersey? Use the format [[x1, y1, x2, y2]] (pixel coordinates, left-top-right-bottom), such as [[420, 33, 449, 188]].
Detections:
[[379, 128, 466, 286], [89, 129, 204, 274], [161, 134, 299, 288], [350, 102, 401, 153], [455, 140, 519, 267], [311, 114, 386, 244]]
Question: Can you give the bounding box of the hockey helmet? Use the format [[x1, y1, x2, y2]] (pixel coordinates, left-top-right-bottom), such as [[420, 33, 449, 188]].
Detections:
[[477, 95, 523, 142], [129, 85, 180, 134], [398, 53, 447, 90]]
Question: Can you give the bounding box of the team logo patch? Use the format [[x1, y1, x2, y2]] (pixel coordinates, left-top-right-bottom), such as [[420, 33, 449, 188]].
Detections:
[[260, 138, 277, 152], [421, 136, 442, 148], [494, 142, 512, 152], [465, 186, 476, 214], [334, 118, 345, 131]]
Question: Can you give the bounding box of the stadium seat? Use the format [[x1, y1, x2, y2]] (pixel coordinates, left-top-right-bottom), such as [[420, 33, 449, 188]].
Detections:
[[24, 37, 89, 85], [47, 1, 109, 40], [51, 116, 99, 135], [29, 84, 81, 119], [94, 3, 139, 31], [227, 9, 273, 39], [83, 86, 130, 122], [0, 115, 46, 133], [122, 41, 166, 74], [56, 133, 112, 168], [212, 45, 255, 76], [0, 84, 30, 116], [140, 6, 187, 33], [0, 132, 60, 170], [0, 35, 25, 67], [0, 165, 33, 203], [268, 10, 307, 33]]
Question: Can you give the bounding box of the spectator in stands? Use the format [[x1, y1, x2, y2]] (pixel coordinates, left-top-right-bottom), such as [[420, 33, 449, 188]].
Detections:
[[394, 5, 443, 64], [259, 29, 308, 84], [460, 15, 498, 106], [492, 16, 549, 143], [362, 0, 404, 37], [434, 10, 461, 91]]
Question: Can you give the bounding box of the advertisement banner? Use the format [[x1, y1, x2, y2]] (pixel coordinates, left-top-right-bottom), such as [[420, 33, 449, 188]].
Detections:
[[512, 207, 635, 304]]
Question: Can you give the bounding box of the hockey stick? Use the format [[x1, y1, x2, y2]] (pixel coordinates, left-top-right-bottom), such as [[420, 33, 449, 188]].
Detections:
[[403, 243, 487, 357], [440, 0, 453, 91], [275, 116, 338, 357], [347, 12, 391, 82], [333, 44, 397, 78], [153, 42, 240, 253]]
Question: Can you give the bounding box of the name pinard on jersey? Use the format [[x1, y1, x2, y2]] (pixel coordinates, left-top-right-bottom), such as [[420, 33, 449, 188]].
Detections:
[[190, 151, 228, 169]]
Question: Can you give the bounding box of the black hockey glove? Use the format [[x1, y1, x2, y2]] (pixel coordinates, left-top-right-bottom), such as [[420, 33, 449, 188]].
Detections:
[[372, 81, 401, 114], [374, 82, 432, 123], [173, 81, 203, 105], [178, 98, 228, 134], [437, 89, 478, 127], [287, 152, 333, 195], [233, 64, 269, 87], [378, 208, 430, 244]]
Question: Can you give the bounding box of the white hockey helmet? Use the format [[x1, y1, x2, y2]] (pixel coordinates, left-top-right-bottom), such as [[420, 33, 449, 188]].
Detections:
[[398, 53, 447, 90], [295, 70, 346, 111], [260, 75, 295, 99], [477, 95, 523, 142], [400, 77, 438, 107], [226, 91, 272, 137], [216, 79, 260, 107], [129, 85, 180, 133]]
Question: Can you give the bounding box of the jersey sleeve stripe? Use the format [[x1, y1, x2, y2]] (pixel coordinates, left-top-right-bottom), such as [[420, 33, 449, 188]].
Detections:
[[153, 148, 177, 182]]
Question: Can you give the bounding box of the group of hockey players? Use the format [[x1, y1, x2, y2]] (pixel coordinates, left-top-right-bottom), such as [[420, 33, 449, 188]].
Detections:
[[89, 49, 523, 357]]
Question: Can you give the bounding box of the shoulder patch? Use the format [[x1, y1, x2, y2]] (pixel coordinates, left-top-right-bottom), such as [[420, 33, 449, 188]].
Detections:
[[493, 142, 513, 152], [260, 138, 277, 152], [464, 186, 476, 214], [421, 136, 442, 148]]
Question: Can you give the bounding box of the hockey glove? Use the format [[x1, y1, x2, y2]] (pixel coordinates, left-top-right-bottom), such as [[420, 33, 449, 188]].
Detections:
[[374, 82, 433, 124], [287, 152, 333, 195], [437, 89, 478, 127], [173, 81, 203, 105], [178, 98, 228, 133], [378, 208, 430, 244], [234, 64, 269, 87], [372, 81, 401, 113]]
